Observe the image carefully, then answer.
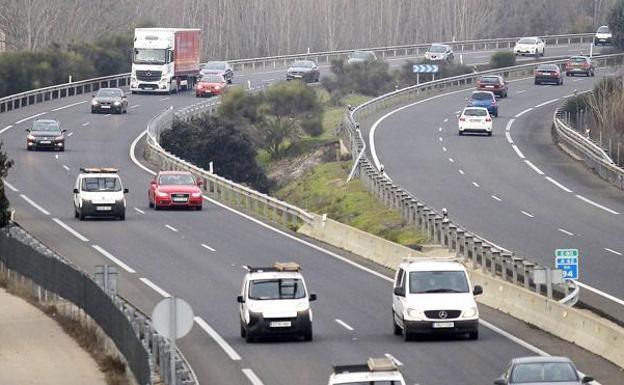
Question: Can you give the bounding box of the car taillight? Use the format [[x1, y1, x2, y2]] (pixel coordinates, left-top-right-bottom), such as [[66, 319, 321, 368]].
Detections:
[[554, 72, 560, 77], [582, 63, 590, 69], [485, 117, 492, 122], [459, 117, 466, 121]]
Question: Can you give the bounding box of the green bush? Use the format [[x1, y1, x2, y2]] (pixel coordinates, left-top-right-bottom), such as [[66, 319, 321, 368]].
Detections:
[[608, 0, 624, 50], [322, 58, 394, 97], [489, 51, 516, 69]]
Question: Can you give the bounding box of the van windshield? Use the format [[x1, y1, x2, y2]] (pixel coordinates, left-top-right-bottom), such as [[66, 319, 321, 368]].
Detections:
[[248, 278, 306, 300], [81, 177, 122, 192], [409, 271, 469, 293]]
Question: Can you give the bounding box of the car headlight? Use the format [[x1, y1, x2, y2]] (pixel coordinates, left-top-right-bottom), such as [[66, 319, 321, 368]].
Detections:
[[406, 308, 425, 320], [462, 307, 478, 318], [113, 101, 121, 106], [54, 136, 64, 141], [191, 191, 202, 198], [91, 99, 99, 106], [27, 134, 36, 141], [156, 191, 168, 198], [215, 85, 221, 90]]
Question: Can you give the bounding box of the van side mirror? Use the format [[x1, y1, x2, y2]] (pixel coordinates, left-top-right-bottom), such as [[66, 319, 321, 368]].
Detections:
[[25, 128, 30, 133], [473, 285, 483, 296], [309, 293, 317, 301], [73, 188, 79, 194], [582, 376, 594, 384], [237, 295, 245, 303], [123, 188, 129, 194], [61, 129, 67, 133], [393, 287, 405, 297]]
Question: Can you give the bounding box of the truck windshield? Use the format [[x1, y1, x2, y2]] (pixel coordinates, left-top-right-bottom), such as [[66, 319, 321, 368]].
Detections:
[[248, 279, 306, 300], [409, 271, 469, 294], [134, 49, 167, 64]]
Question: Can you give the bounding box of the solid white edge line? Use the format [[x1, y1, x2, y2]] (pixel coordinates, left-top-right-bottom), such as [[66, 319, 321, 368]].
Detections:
[[514, 108, 533, 118], [335, 319, 354, 331], [3, 179, 18, 192], [524, 160, 544, 175], [0, 125, 13, 135], [165, 224, 178, 232], [52, 218, 89, 242], [194, 316, 242, 361], [534, 98, 559, 108], [479, 319, 550, 356], [15, 112, 47, 125], [545, 176, 572, 193], [20, 194, 50, 215], [505, 118, 515, 132], [130, 130, 157, 175], [576, 281, 624, 307], [604, 248, 622, 256], [92, 245, 136, 273], [512, 144, 525, 159], [521, 211, 534, 218], [51, 100, 87, 111], [201, 243, 216, 252], [505, 132, 513, 144], [575, 195, 620, 215], [558, 228, 574, 236], [139, 278, 171, 297], [242, 368, 264, 385], [134, 207, 145, 214]]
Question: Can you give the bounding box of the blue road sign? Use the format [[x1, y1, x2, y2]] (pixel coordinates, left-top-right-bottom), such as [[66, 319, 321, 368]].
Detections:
[[413, 64, 439, 73], [555, 249, 579, 280]]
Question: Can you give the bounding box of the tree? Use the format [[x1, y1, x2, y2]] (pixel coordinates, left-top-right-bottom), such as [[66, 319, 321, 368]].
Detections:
[[0, 141, 14, 227], [608, 0, 624, 50]]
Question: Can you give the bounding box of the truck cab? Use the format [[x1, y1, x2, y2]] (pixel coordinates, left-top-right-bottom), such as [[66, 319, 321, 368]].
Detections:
[[130, 28, 200, 94]]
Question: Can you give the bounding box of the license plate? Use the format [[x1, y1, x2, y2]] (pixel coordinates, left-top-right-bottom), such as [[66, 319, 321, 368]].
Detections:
[[432, 322, 454, 328], [172, 197, 187, 202], [101, 105, 110, 109], [39, 140, 51, 144], [485, 85, 494, 88], [96, 206, 112, 211], [469, 119, 481, 123], [269, 321, 291, 328]]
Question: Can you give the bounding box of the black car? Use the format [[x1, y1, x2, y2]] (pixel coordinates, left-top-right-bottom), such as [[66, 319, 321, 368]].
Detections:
[[91, 88, 128, 114], [26, 119, 66, 151], [534, 64, 563, 85], [494, 356, 593, 385], [286, 60, 320, 82]]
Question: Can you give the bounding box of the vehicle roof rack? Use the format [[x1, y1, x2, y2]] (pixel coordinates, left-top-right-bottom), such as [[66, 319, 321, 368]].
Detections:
[[244, 262, 301, 273], [332, 357, 398, 374], [80, 167, 119, 174]]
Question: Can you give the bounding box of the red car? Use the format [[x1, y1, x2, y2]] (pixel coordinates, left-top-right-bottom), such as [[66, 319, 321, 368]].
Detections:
[[195, 74, 227, 97], [565, 56, 595, 77], [148, 171, 203, 210], [476, 75, 508, 98]]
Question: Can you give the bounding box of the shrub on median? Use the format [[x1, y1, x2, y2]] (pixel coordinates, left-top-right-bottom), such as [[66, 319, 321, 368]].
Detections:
[[489, 51, 516, 69]]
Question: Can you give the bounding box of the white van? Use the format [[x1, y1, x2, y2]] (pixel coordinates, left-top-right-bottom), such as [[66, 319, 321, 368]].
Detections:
[[392, 260, 482, 340], [73, 168, 128, 220]]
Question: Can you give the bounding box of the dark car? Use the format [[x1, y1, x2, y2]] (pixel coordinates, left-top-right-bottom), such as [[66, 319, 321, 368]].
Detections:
[[565, 56, 594, 77], [347, 50, 377, 65], [494, 356, 593, 385], [26, 119, 66, 151], [91, 88, 128, 114], [467, 91, 498, 117], [200, 61, 234, 84], [477, 75, 508, 97], [286, 60, 320, 82], [535, 64, 563, 85]]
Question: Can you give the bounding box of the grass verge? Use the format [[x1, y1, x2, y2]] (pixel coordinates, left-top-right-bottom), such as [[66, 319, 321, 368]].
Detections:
[[275, 161, 427, 247]]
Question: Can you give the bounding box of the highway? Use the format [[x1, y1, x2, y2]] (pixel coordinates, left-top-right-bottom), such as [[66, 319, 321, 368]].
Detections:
[[0, 42, 610, 385], [368, 57, 624, 305]]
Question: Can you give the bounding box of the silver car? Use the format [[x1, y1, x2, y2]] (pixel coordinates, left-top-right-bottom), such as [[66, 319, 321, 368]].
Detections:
[[424, 44, 454, 62], [347, 50, 377, 65], [91, 88, 128, 114], [286, 60, 320, 82], [200, 61, 234, 84], [494, 356, 593, 385]]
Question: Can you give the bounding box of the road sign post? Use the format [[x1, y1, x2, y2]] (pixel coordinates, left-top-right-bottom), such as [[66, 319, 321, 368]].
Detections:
[[555, 249, 579, 281]]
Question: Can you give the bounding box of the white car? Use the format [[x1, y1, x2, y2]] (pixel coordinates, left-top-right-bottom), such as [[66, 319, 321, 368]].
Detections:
[[392, 260, 483, 340], [237, 262, 316, 342], [424, 44, 454, 62], [328, 357, 407, 385], [594, 25, 612, 45], [73, 168, 128, 220], [459, 107, 493, 136], [514, 37, 545, 56]]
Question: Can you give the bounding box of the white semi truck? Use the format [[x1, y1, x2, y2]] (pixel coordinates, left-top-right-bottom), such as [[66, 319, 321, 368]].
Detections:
[[130, 28, 201, 94]]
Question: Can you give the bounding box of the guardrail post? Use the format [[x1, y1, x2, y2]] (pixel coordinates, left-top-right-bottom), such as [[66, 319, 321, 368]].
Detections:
[[448, 224, 457, 252], [522, 261, 535, 289], [490, 249, 501, 277], [464, 233, 473, 263], [455, 229, 465, 258], [433, 216, 442, 244], [441, 220, 450, 247], [426, 212, 436, 240], [472, 238, 482, 270], [501, 252, 512, 281]]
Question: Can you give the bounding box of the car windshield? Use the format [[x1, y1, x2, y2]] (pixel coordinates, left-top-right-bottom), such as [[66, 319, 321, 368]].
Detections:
[[97, 89, 122, 98], [81, 177, 122, 192], [480, 77, 500, 84], [429, 45, 447, 53], [133, 48, 167, 64], [32, 121, 60, 132], [464, 109, 487, 117], [409, 271, 469, 293], [292, 61, 314, 68], [201, 75, 224, 83], [570, 57, 587, 63], [471, 92, 494, 101], [518, 38, 537, 44], [159, 174, 196, 186], [351, 51, 372, 59], [510, 362, 578, 383], [598, 26, 609, 33], [248, 278, 306, 300], [205, 62, 226, 70]]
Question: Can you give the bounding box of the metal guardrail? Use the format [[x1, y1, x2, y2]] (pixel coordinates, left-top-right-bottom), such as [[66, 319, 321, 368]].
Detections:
[[553, 95, 624, 190], [227, 33, 595, 71], [341, 52, 624, 303], [143, 100, 315, 228]]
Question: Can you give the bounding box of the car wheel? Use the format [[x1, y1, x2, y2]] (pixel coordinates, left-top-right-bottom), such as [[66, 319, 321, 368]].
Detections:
[[131, 91, 137, 94], [303, 326, 313, 342], [154, 204, 160, 210], [559, 78, 564, 86], [91, 108, 96, 113], [566, 72, 570, 77], [228, 78, 233, 84], [196, 205, 202, 211], [488, 131, 492, 136], [148, 200, 154, 208], [119, 212, 126, 221], [541, 49, 545, 57], [393, 312, 402, 336], [534, 80, 539, 85], [494, 111, 498, 118], [468, 330, 479, 340], [458, 130, 463, 136]]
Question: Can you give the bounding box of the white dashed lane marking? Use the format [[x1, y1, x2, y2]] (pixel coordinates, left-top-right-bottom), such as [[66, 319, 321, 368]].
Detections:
[[604, 248, 622, 256], [521, 211, 534, 218], [472, 181, 480, 188], [20, 194, 50, 215], [3, 180, 18, 192], [62, 165, 70, 171], [459, 169, 465, 175], [92, 245, 135, 273], [558, 228, 574, 236], [165, 224, 179, 232], [53, 218, 89, 242], [491, 195, 502, 202], [449, 158, 454, 163], [81, 122, 90, 127], [201, 243, 216, 252], [67, 132, 74, 137], [335, 319, 354, 331], [139, 278, 170, 297], [442, 146, 447, 152], [134, 207, 145, 214]]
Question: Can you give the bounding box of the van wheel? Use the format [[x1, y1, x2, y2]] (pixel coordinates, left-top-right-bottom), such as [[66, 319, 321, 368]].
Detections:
[[393, 312, 402, 335], [402, 319, 411, 341], [74, 209, 79, 219], [303, 326, 313, 341], [245, 329, 254, 343], [119, 212, 126, 221], [468, 330, 479, 340], [240, 318, 247, 338], [79, 210, 86, 221]]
